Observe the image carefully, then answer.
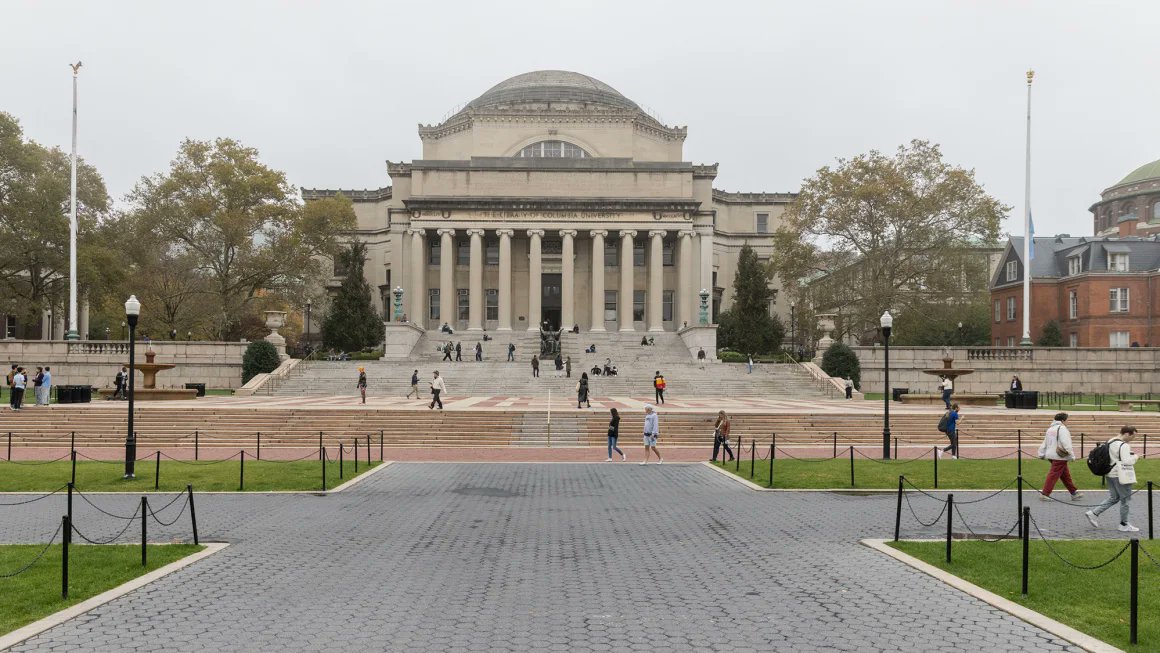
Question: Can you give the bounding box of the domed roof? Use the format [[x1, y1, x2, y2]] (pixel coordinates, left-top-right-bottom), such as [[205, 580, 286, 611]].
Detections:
[[1114, 159, 1160, 187], [466, 70, 640, 112]]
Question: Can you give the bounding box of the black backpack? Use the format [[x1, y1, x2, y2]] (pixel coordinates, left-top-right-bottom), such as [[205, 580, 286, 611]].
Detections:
[[936, 412, 949, 433], [1086, 439, 1122, 477]]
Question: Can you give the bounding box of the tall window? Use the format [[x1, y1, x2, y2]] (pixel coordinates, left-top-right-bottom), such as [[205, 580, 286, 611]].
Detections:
[[1067, 256, 1081, 276], [1006, 297, 1017, 321], [332, 256, 350, 278], [633, 290, 646, 322], [457, 289, 469, 321], [662, 290, 674, 321], [428, 289, 440, 321], [1110, 287, 1130, 312], [1005, 260, 1018, 282], [1109, 253, 1129, 272], [515, 140, 589, 158], [1007, 336, 1016, 347], [633, 241, 645, 267], [755, 213, 769, 233], [993, 300, 1001, 323], [485, 240, 499, 266], [457, 241, 470, 266], [4, 315, 15, 339], [485, 289, 498, 321], [1110, 331, 1130, 348], [604, 290, 617, 322], [1069, 332, 1078, 348], [1152, 202, 1160, 223], [605, 241, 618, 267], [429, 241, 441, 266], [662, 242, 674, 266], [1069, 290, 1078, 319]]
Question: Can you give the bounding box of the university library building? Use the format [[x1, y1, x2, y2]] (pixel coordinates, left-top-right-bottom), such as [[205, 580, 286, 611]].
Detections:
[[303, 70, 789, 335]]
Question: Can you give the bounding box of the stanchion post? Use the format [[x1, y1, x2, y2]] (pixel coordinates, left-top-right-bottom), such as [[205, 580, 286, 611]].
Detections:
[[749, 438, 755, 479], [1148, 481, 1153, 540], [61, 514, 69, 599], [67, 482, 73, 534], [1130, 538, 1139, 646], [1017, 475, 1024, 539], [194, 429, 199, 461], [321, 447, 327, 491], [70, 449, 76, 485], [340, 445, 344, 479], [239, 450, 244, 491], [893, 436, 898, 460], [933, 447, 938, 489], [1021, 506, 1030, 596], [849, 446, 855, 488], [767, 444, 774, 489], [140, 496, 147, 567], [70, 431, 75, 455], [367, 434, 371, 466], [154, 450, 160, 491], [355, 440, 360, 474], [735, 440, 740, 472], [1079, 432, 1084, 458], [894, 476, 903, 542], [319, 431, 323, 461], [945, 493, 954, 563], [257, 431, 261, 461], [1017, 429, 1023, 477], [380, 429, 384, 462], [832, 432, 837, 459], [1145, 433, 1148, 460], [187, 485, 198, 545], [771, 433, 776, 459], [6, 431, 10, 460]]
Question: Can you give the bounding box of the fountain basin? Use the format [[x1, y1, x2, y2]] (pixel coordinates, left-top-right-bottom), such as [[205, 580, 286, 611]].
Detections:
[[899, 393, 1001, 406], [98, 388, 198, 401]]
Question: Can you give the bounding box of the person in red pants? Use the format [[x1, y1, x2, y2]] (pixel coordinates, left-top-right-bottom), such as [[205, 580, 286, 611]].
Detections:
[[1036, 412, 1084, 501]]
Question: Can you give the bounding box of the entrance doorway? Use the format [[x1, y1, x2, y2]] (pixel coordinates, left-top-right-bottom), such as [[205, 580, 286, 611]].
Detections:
[[542, 273, 562, 331]]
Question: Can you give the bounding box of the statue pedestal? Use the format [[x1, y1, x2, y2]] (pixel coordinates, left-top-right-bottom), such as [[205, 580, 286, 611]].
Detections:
[[678, 325, 717, 361], [382, 322, 424, 359]]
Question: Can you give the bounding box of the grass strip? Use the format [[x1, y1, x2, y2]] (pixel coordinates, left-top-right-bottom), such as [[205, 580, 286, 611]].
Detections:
[[0, 544, 203, 635], [890, 540, 1158, 651]]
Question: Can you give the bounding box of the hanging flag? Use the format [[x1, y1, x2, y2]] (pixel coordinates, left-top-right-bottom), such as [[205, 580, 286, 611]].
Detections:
[[1028, 211, 1035, 260]]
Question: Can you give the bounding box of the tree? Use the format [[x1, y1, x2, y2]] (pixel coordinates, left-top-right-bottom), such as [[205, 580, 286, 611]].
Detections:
[[716, 244, 785, 355], [888, 297, 992, 347], [772, 140, 1006, 343], [1038, 320, 1064, 347], [821, 342, 860, 389], [321, 242, 384, 352], [126, 138, 356, 339], [242, 340, 280, 384]]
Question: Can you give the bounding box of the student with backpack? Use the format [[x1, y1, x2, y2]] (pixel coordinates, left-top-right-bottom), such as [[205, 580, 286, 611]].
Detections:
[[936, 403, 960, 459], [1036, 413, 1083, 501], [1085, 426, 1141, 532], [653, 371, 666, 404]]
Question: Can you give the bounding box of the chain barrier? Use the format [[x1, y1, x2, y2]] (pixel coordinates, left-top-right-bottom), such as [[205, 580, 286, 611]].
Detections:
[[1139, 542, 1160, 570], [901, 476, 950, 502], [146, 494, 190, 527], [0, 453, 71, 466], [902, 492, 949, 527], [773, 447, 840, 463], [954, 477, 1019, 504], [158, 451, 241, 465], [0, 484, 68, 506], [71, 505, 142, 545], [951, 503, 1021, 542], [1028, 513, 1132, 570], [147, 490, 187, 515], [852, 447, 931, 465], [74, 487, 140, 520], [74, 451, 154, 463], [957, 449, 1019, 461], [241, 449, 319, 463], [0, 521, 63, 578]]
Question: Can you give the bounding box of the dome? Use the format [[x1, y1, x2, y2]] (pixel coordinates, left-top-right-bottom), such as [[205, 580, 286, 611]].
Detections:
[[1114, 159, 1160, 187], [465, 70, 640, 112]]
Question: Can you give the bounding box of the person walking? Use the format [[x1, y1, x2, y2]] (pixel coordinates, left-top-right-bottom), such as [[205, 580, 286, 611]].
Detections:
[[746, 354, 754, 375], [653, 371, 666, 404], [31, 367, 44, 406], [406, 369, 421, 399], [531, 355, 540, 378], [507, 343, 516, 362], [940, 376, 953, 409], [576, 372, 591, 409], [565, 357, 572, 378], [11, 366, 26, 411], [474, 342, 482, 362], [113, 366, 126, 400], [442, 342, 453, 362], [937, 403, 961, 459], [844, 377, 854, 399], [697, 347, 706, 369], [7, 363, 18, 408], [428, 371, 445, 410], [356, 367, 368, 404], [1085, 426, 1141, 532], [455, 342, 462, 362], [639, 404, 663, 464], [606, 407, 625, 462], [711, 410, 735, 462], [1036, 412, 1083, 501], [39, 366, 52, 405]]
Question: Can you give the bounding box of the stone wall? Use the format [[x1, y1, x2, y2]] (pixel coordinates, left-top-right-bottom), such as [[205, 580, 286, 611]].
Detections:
[[854, 346, 1160, 395], [0, 341, 247, 390]]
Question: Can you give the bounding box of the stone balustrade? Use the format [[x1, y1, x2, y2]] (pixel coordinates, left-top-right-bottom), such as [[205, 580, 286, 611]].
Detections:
[[1, 340, 247, 389]]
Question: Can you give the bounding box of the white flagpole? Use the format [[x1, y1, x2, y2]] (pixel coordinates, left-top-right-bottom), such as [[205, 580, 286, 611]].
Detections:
[[66, 61, 83, 341], [1020, 70, 1034, 346]]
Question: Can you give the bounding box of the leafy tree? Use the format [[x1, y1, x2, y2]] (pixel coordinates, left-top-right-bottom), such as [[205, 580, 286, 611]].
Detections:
[[717, 244, 785, 355], [821, 342, 860, 389], [242, 339, 281, 384], [321, 242, 384, 353], [772, 140, 1006, 343], [126, 138, 355, 339], [888, 298, 992, 347], [1038, 319, 1064, 347]]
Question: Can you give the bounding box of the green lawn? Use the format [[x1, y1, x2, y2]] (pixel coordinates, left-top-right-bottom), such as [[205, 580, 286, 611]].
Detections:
[[713, 456, 1158, 490], [890, 540, 1159, 651], [0, 458, 379, 492], [204, 389, 234, 397], [0, 544, 203, 635]]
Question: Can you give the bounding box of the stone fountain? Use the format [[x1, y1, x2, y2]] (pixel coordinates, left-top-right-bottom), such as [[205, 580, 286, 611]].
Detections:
[[899, 347, 1000, 406], [99, 344, 197, 401]]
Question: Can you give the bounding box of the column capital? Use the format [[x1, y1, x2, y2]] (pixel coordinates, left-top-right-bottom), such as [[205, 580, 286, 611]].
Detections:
[[678, 229, 696, 239], [559, 229, 578, 238], [437, 228, 456, 237], [527, 229, 546, 238], [496, 228, 515, 238], [407, 227, 426, 237], [465, 228, 486, 237], [589, 229, 609, 238], [648, 230, 668, 239], [620, 230, 638, 239]]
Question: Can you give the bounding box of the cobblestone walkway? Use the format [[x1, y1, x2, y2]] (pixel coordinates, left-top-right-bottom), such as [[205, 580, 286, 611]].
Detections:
[[2, 463, 1117, 651]]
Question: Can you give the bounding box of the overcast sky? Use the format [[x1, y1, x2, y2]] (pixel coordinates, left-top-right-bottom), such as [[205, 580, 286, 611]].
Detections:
[[3, 0, 1157, 239]]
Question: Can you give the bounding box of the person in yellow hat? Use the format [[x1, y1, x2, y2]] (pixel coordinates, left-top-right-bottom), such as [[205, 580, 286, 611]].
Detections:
[[356, 367, 367, 404]]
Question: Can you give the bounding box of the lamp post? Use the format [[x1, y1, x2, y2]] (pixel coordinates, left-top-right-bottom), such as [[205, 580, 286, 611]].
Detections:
[[881, 310, 893, 459], [104, 326, 110, 341], [304, 299, 312, 356], [392, 286, 405, 322], [187, 330, 192, 342], [123, 295, 140, 479], [65, 62, 82, 341], [957, 321, 964, 347], [699, 288, 710, 326], [120, 321, 126, 340], [790, 304, 796, 360]]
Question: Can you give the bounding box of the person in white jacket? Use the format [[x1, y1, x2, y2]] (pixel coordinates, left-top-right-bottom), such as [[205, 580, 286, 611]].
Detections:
[[428, 371, 446, 410], [1086, 426, 1141, 532], [1036, 413, 1083, 501]]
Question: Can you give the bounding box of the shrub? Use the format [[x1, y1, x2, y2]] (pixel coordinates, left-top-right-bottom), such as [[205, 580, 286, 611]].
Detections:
[[1037, 320, 1064, 347], [821, 342, 860, 388], [242, 340, 281, 384], [718, 351, 747, 363]]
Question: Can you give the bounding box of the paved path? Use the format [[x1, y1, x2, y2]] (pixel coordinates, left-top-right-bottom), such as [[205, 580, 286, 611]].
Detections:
[[1, 463, 1131, 651]]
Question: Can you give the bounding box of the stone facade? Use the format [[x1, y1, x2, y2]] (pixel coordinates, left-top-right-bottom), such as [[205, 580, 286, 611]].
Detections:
[[303, 71, 790, 335], [0, 341, 246, 390]]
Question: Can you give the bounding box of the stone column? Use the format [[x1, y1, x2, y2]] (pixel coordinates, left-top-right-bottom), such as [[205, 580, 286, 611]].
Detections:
[[467, 228, 484, 331], [589, 230, 607, 331], [438, 228, 455, 327], [496, 229, 514, 331], [619, 230, 637, 331], [648, 230, 666, 331], [560, 230, 577, 329], [79, 297, 90, 340], [677, 230, 695, 328], [409, 228, 426, 328], [527, 229, 545, 330]]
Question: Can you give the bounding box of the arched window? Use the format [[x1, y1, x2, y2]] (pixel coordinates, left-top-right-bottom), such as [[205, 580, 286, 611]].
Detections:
[[515, 140, 589, 158]]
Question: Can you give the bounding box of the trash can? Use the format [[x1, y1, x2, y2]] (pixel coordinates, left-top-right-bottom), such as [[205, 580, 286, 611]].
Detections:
[[1019, 391, 1039, 410], [892, 388, 910, 402], [184, 383, 206, 397], [55, 385, 71, 404], [1004, 391, 1017, 409], [76, 386, 92, 403]]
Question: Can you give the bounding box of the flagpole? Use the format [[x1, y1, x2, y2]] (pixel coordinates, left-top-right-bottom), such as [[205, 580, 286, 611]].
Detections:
[[65, 61, 82, 341], [1020, 69, 1034, 346]]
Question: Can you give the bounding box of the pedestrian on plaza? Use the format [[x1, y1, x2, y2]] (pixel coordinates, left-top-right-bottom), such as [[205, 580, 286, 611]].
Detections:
[[746, 354, 754, 375], [653, 371, 666, 404], [455, 342, 462, 362], [844, 377, 854, 400], [937, 402, 961, 459], [39, 366, 52, 405], [356, 367, 368, 404], [475, 342, 482, 362], [32, 367, 44, 406], [10, 366, 26, 410], [531, 355, 540, 378], [639, 404, 663, 465], [576, 372, 591, 409], [1010, 375, 1023, 392], [711, 410, 734, 462], [554, 352, 563, 376], [1036, 412, 1083, 501], [1086, 426, 1141, 532], [507, 343, 516, 362], [606, 407, 625, 462], [565, 356, 572, 378], [940, 376, 953, 409], [442, 341, 453, 362], [407, 369, 421, 398], [428, 371, 446, 410], [6, 364, 17, 409], [697, 347, 706, 369], [113, 366, 126, 400]]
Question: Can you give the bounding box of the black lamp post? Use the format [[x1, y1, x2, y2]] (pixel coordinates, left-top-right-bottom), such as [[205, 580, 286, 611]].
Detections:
[[790, 304, 796, 360], [187, 330, 192, 342], [120, 321, 126, 340], [957, 321, 964, 346], [881, 310, 893, 459], [104, 326, 110, 341], [123, 295, 140, 479], [305, 299, 312, 355]]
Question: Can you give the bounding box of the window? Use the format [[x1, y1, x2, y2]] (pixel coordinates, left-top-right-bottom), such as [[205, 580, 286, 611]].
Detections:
[[1109, 253, 1129, 272], [515, 140, 589, 158], [457, 289, 469, 321], [457, 241, 470, 266], [429, 241, 441, 266], [332, 256, 350, 278], [633, 290, 646, 322], [1005, 260, 1018, 282], [756, 213, 769, 233], [994, 338, 1001, 347], [1153, 203, 1160, 223], [1069, 291, 1078, 320], [604, 290, 617, 322], [1067, 256, 1082, 276], [428, 289, 440, 321], [1110, 331, 1130, 348], [633, 241, 645, 267], [605, 241, 618, 267], [994, 300, 1001, 323], [485, 289, 498, 321], [4, 315, 15, 339], [662, 290, 674, 321], [770, 289, 778, 306], [486, 240, 499, 266], [662, 242, 673, 266], [1007, 336, 1016, 347], [1069, 332, 1078, 348], [1110, 287, 1130, 312], [1006, 297, 1017, 321]]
